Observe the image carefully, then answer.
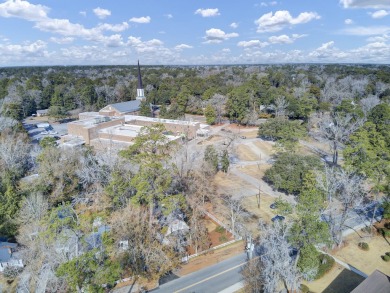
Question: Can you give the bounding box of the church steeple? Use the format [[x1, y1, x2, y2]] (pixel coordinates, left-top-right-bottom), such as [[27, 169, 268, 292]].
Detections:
[[136, 60, 145, 101]]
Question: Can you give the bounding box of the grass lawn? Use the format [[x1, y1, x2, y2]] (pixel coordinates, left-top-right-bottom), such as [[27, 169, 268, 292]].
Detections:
[[213, 172, 258, 198], [236, 144, 260, 161], [332, 232, 390, 276], [303, 264, 365, 293]]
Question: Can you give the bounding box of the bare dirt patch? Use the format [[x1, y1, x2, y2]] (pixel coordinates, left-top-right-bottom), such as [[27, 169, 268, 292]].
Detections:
[[242, 129, 259, 139], [332, 232, 390, 276], [303, 264, 364, 293]]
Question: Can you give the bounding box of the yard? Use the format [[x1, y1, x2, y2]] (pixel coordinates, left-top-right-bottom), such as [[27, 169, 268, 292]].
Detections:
[[332, 231, 390, 276]]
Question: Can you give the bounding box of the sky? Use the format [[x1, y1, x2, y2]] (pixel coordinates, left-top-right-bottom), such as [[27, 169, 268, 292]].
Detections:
[[0, 0, 390, 66]]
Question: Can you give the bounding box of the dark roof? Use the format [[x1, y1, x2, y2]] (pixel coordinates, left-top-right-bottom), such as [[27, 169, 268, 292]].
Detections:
[[110, 100, 141, 114], [0, 242, 17, 262], [0, 248, 11, 262], [137, 60, 143, 89], [351, 270, 390, 293]]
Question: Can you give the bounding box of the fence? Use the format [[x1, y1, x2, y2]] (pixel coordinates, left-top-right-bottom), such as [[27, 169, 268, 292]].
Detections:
[[181, 210, 243, 263]]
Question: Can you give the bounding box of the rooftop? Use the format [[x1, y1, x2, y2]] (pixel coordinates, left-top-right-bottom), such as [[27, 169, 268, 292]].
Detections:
[[99, 124, 143, 138], [101, 100, 141, 114], [351, 270, 390, 293], [125, 115, 200, 127]]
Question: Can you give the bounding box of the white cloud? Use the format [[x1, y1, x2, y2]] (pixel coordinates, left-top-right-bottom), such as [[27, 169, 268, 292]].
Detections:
[[127, 36, 164, 53], [342, 25, 390, 35], [366, 34, 390, 42], [0, 40, 47, 61], [237, 40, 268, 48], [195, 8, 220, 17], [174, 44, 193, 51], [259, 1, 277, 7], [255, 10, 320, 33], [79, 11, 86, 17], [268, 34, 306, 44], [0, 0, 48, 21], [50, 37, 74, 44], [230, 22, 239, 29], [93, 7, 111, 19], [370, 9, 389, 18], [222, 48, 231, 53], [345, 18, 354, 24], [129, 16, 151, 23], [164, 14, 173, 19], [340, 0, 390, 9], [204, 28, 239, 43], [97, 22, 129, 32]]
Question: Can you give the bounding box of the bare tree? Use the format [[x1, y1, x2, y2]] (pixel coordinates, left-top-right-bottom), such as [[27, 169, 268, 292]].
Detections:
[[317, 113, 364, 164], [209, 94, 227, 124], [0, 132, 32, 180], [322, 169, 366, 246], [241, 258, 263, 293], [223, 195, 244, 237], [360, 95, 380, 117], [271, 96, 289, 118], [256, 221, 302, 293]]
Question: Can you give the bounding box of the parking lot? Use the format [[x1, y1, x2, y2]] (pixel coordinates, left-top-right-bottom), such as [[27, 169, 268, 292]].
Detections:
[[23, 117, 68, 143]]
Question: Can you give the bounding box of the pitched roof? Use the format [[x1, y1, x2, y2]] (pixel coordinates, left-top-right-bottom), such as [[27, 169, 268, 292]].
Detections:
[[351, 270, 390, 293], [109, 100, 141, 114]]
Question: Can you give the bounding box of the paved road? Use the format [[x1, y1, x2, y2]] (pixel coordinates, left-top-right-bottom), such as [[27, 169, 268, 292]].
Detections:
[[151, 253, 247, 293]]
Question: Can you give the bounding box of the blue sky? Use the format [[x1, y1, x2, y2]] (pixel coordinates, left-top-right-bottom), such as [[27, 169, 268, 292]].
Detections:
[[0, 0, 390, 66]]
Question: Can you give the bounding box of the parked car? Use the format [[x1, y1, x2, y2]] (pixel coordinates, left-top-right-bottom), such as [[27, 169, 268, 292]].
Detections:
[[270, 202, 278, 209], [271, 215, 285, 222], [240, 136, 247, 139]]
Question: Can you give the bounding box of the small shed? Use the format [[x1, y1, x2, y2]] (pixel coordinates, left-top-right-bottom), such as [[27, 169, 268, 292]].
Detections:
[[36, 109, 49, 117]]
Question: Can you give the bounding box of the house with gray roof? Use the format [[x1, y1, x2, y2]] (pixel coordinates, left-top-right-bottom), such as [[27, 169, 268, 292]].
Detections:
[[0, 242, 23, 273]]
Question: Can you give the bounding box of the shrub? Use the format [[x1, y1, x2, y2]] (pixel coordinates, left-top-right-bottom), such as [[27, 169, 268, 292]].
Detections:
[[386, 252, 390, 257], [358, 242, 369, 251], [382, 255, 390, 262], [315, 254, 335, 279], [215, 226, 226, 234], [382, 229, 390, 237], [300, 284, 310, 293], [219, 235, 228, 243], [384, 222, 390, 229]]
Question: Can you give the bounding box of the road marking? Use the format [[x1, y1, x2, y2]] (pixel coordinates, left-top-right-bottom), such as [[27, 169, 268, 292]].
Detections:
[[174, 261, 246, 293]]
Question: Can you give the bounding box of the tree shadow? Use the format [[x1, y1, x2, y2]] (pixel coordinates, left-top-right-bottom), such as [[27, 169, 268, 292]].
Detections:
[[322, 269, 365, 293]]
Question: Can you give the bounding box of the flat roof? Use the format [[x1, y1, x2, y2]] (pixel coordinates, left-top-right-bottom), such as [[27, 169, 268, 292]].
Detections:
[[99, 124, 143, 138], [125, 115, 199, 127], [69, 116, 121, 128]]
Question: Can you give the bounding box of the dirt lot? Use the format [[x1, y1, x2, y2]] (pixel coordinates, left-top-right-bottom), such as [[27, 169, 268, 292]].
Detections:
[[332, 232, 390, 276]]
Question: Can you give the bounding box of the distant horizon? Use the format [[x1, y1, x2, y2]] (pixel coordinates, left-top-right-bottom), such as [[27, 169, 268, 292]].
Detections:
[[1, 0, 390, 66], [1, 62, 390, 69]]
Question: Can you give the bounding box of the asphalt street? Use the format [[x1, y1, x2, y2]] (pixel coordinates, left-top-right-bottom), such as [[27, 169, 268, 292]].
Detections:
[[152, 253, 247, 293]]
